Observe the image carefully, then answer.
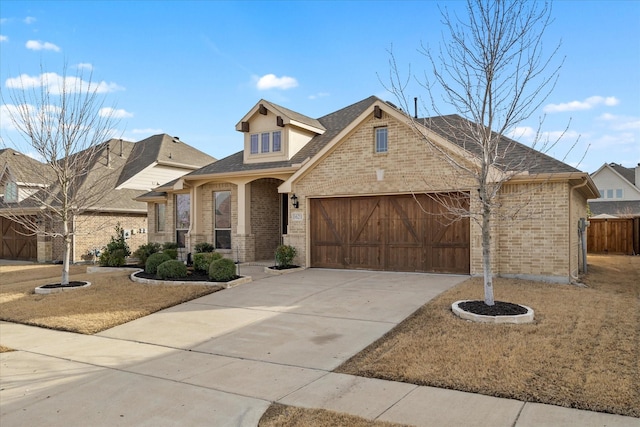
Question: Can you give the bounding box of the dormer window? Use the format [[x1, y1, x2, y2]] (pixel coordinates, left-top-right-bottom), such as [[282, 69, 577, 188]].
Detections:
[[250, 134, 259, 154], [250, 131, 282, 155], [5, 181, 18, 202]]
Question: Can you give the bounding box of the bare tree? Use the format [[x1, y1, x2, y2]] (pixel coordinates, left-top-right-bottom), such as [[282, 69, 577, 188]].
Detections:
[[387, 0, 565, 305], [1, 66, 120, 285]]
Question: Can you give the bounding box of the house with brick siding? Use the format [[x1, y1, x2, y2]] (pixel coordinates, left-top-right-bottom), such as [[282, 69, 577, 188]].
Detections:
[[139, 96, 599, 283], [0, 135, 215, 262]]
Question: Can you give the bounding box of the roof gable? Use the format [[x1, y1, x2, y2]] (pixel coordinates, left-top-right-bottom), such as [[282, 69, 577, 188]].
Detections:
[[235, 100, 325, 134]]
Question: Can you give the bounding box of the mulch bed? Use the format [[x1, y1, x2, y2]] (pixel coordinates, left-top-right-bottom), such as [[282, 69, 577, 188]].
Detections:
[[39, 281, 89, 289], [268, 265, 301, 270], [458, 300, 528, 316], [134, 271, 240, 282]]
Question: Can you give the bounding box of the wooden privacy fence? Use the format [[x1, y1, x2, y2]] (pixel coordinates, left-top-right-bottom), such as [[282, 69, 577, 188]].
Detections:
[[587, 218, 640, 255]]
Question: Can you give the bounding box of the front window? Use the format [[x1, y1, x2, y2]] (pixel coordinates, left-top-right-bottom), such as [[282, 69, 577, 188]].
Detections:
[[375, 127, 388, 153], [175, 194, 190, 247], [261, 132, 270, 153], [214, 191, 231, 249], [272, 131, 281, 152], [616, 189, 623, 198], [606, 189, 613, 199], [156, 203, 166, 232]]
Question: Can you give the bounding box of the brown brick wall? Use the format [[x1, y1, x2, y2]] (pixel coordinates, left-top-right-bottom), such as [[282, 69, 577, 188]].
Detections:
[[251, 178, 282, 261]]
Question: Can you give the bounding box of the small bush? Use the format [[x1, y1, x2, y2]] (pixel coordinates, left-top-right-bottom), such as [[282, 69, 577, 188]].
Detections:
[[132, 242, 162, 267], [209, 258, 237, 282], [275, 245, 297, 267], [162, 242, 179, 250], [194, 242, 215, 253], [145, 253, 171, 274], [156, 259, 188, 279], [99, 223, 131, 267], [163, 249, 178, 260], [193, 252, 222, 272]]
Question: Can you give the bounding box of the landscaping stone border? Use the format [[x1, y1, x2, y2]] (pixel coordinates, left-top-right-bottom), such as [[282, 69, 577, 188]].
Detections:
[[35, 282, 92, 295], [451, 300, 535, 324], [264, 266, 305, 275], [130, 270, 251, 289]]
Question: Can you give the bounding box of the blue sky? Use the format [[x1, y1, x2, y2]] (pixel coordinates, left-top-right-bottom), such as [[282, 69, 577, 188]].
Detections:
[[1, 0, 639, 173]]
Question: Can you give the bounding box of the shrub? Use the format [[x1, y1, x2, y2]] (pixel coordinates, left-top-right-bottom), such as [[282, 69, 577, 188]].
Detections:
[[156, 259, 188, 279], [194, 242, 215, 253], [145, 252, 171, 274], [209, 258, 237, 282], [163, 248, 178, 260], [275, 244, 297, 267], [193, 252, 222, 273], [99, 223, 131, 267], [132, 242, 162, 267], [162, 242, 179, 250]]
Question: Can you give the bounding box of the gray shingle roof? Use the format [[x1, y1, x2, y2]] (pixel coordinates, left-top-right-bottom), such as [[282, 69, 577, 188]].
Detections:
[[0, 148, 54, 184], [262, 100, 325, 131], [116, 134, 216, 187], [589, 200, 640, 217], [418, 114, 580, 174], [608, 163, 636, 185]]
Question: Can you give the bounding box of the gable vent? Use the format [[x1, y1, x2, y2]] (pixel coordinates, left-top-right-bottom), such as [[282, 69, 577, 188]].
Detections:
[[259, 104, 268, 115], [277, 116, 284, 127]]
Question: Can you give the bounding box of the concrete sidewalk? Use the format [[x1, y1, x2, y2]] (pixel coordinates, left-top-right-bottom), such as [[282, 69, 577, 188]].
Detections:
[[1, 267, 637, 426]]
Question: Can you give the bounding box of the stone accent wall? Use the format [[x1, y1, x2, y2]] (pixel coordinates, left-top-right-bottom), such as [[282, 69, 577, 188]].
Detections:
[[251, 178, 282, 261]]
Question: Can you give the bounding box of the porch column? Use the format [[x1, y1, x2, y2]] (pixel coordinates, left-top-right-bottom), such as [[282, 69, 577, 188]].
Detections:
[[237, 181, 252, 235], [188, 183, 206, 250]]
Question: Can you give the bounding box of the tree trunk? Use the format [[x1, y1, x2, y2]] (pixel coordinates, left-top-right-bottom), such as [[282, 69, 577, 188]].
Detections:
[[61, 220, 71, 286], [482, 203, 495, 306]]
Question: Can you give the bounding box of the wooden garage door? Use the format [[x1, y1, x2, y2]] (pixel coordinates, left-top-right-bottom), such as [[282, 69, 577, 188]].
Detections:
[[310, 194, 470, 273], [1, 216, 38, 261]]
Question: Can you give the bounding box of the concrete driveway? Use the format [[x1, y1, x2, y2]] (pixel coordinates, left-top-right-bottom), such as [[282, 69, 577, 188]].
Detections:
[[4, 267, 636, 426], [0, 267, 465, 426]]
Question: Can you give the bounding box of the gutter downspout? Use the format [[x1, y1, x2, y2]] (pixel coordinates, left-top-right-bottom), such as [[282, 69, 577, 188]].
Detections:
[[569, 177, 589, 282]]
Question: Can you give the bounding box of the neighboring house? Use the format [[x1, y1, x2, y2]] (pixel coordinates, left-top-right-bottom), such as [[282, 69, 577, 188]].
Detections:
[[0, 134, 215, 262], [139, 96, 598, 283], [589, 162, 640, 218]]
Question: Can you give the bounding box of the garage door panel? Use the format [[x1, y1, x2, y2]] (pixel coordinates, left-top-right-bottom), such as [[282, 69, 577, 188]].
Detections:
[[310, 194, 469, 274], [0, 216, 37, 261]]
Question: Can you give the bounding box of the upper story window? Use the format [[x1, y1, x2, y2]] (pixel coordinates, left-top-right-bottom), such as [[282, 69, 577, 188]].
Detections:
[[375, 127, 388, 153], [272, 131, 282, 152], [616, 189, 623, 198], [250, 134, 259, 154], [250, 131, 282, 155], [4, 181, 18, 202], [606, 189, 613, 199]]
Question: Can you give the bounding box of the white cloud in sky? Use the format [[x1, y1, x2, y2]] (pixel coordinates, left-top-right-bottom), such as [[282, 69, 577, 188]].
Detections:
[[26, 40, 61, 52], [308, 92, 330, 100], [596, 113, 640, 131], [24, 16, 36, 24], [5, 72, 123, 95], [255, 74, 298, 90], [77, 63, 93, 71], [508, 126, 536, 140], [0, 35, 8, 42], [99, 107, 133, 119], [543, 96, 620, 113]]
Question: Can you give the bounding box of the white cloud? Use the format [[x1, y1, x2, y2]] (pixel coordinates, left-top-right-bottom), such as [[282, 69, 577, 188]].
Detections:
[[99, 107, 133, 119], [0, 35, 8, 42], [543, 96, 620, 113], [508, 126, 536, 140], [5, 72, 123, 95], [255, 74, 298, 90], [308, 92, 330, 100], [77, 63, 93, 71], [24, 16, 36, 24], [26, 40, 61, 52]]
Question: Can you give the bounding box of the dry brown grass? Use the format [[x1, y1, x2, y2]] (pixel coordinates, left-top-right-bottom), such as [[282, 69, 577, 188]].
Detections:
[[0, 345, 14, 353], [0, 264, 221, 335], [336, 255, 639, 417], [258, 403, 410, 427]]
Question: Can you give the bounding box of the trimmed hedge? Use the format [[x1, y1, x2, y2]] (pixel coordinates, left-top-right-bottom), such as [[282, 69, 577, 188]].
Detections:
[[194, 242, 215, 253], [209, 258, 237, 282], [145, 253, 172, 274], [156, 260, 188, 279], [163, 249, 178, 260], [132, 242, 162, 267], [193, 252, 223, 273]]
